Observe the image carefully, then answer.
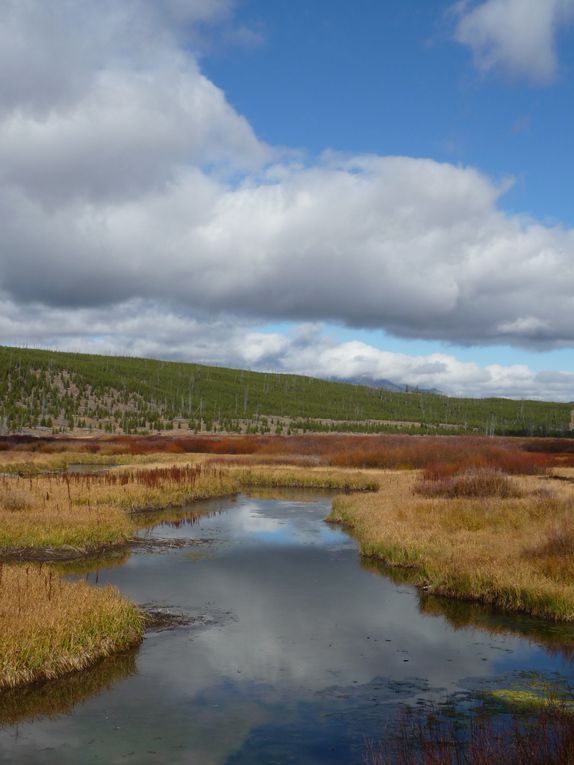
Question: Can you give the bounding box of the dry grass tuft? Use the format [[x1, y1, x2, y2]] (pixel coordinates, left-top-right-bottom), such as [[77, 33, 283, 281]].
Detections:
[[415, 468, 523, 499], [0, 564, 143, 689], [535, 519, 574, 559], [0, 487, 35, 511]]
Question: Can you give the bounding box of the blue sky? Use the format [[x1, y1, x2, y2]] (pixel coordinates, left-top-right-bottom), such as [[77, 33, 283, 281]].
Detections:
[[201, 0, 574, 377], [204, 0, 574, 223], [1, 0, 573, 399]]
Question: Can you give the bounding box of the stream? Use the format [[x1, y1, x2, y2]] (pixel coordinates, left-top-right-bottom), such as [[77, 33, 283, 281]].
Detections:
[[1, 490, 573, 764]]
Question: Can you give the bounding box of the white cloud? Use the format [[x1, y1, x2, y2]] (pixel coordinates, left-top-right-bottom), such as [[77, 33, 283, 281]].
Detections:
[[0, 0, 573, 402], [453, 0, 574, 83], [157, 0, 234, 25], [3, 152, 574, 348], [0, 0, 268, 207]]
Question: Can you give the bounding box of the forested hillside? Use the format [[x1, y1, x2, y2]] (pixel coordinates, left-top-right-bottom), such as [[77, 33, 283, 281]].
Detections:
[[0, 346, 571, 436]]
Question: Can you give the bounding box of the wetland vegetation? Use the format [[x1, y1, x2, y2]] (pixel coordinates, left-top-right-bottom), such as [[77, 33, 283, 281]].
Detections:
[[0, 445, 382, 692], [0, 564, 142, 690], [1, 431, 574, 762], [330, 469, 574, 621]]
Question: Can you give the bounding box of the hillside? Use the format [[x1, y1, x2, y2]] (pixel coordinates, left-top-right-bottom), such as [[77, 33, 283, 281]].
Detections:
[[0, 346, 571, 436]]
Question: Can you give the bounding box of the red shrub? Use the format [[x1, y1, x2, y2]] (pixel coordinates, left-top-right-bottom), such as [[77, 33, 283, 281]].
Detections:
[[415, 468, 523, 499]]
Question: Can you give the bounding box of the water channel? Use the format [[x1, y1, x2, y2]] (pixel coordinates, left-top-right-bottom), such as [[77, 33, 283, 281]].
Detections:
[[1, 491, 573, 763]]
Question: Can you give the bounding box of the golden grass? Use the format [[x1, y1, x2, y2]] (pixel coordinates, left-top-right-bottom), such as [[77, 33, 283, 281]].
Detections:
[[0, 464, 237, 557], [0, 564, 143, 689], [0, 481, 131, 556], [232, 465, 380, 492], [329, 472, 574, 621]]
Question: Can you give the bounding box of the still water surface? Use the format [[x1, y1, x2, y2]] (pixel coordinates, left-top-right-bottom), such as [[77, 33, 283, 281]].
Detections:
[[1, 492, 573, 763]]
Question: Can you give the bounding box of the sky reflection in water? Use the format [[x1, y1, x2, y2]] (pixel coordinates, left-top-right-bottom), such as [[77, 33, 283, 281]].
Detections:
[[1, 493, 573, 764]]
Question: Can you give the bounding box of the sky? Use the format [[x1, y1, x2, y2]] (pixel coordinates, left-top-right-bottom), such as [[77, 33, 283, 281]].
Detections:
[[0, 0, 573, 401]]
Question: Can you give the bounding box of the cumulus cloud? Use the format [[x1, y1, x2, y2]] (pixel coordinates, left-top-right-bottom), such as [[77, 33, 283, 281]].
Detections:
[[3, 149, 574, 348], [453, 0, 574, 83], [0, 0, 574, 400]]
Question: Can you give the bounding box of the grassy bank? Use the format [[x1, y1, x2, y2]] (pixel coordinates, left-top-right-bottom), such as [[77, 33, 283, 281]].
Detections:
[[0, 455, 381, 691], [329, 471, 574, 621], [0, 564, 143, 689], [0, 482, 131, 557], [0, 464, 237, 558], [0, 462, 236, 690]]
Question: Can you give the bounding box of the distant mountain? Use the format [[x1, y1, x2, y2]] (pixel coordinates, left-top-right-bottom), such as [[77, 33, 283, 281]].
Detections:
[[333, 376, 444, 396]]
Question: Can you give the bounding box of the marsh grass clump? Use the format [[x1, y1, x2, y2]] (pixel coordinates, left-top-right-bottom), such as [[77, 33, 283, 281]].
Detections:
[[0, 486, 35, 511], [330, 472, 574, 621], [534, 519, 574, 559], [415, 468, 523, 499], [526, 507, 574, 584], [0, 564, 143, 689]]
